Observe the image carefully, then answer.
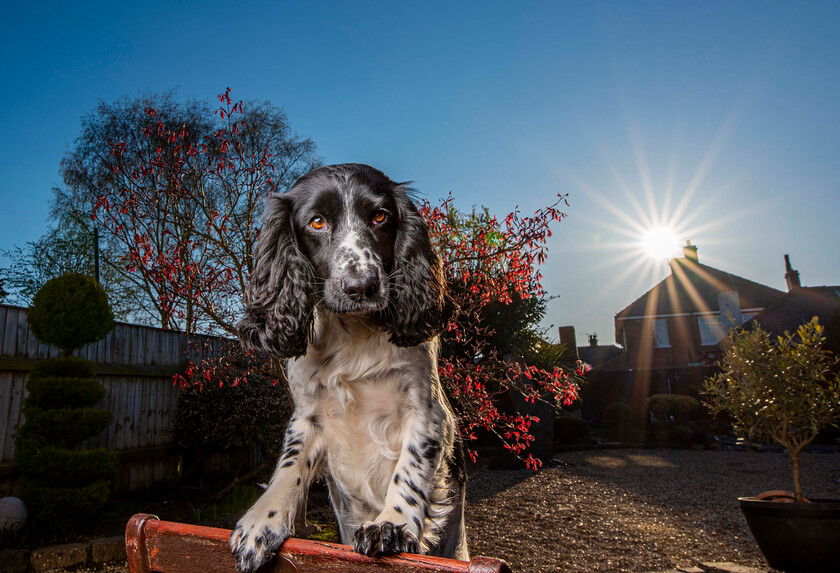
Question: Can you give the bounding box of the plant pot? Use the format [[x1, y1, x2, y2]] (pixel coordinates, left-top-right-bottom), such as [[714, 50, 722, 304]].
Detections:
[[739, 496, 840, 572]]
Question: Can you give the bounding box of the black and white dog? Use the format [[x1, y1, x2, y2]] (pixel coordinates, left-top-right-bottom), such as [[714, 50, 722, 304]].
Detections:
[[229, 164, 467, 572]]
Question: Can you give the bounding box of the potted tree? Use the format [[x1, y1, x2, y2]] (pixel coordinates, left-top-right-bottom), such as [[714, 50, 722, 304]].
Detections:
[[704, 317, 840, 572]]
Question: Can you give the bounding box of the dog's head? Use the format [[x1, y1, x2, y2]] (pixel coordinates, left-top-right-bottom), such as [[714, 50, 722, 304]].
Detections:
[[238, 163, 450, 358]]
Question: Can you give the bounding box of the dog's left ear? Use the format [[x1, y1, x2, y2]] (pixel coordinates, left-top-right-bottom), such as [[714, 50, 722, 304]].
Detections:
[[379, 185, 451, 346]]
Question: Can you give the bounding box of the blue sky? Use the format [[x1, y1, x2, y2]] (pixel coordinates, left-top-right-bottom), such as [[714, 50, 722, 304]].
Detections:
[[2, 1, 838, 346]]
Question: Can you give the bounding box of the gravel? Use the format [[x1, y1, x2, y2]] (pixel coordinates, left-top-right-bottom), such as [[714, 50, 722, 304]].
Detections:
[[464, 448, 840, 572], [41, 448, 840, 573]]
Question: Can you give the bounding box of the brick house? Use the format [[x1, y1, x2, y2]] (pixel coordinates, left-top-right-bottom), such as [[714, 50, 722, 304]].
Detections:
[[580, 242, 788, 421]]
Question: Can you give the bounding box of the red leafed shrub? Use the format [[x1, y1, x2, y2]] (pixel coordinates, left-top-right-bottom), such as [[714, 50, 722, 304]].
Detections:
[[422, 201, 584, 469]]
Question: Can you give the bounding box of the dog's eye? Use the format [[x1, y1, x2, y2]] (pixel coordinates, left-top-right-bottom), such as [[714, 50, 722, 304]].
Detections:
[[372, 210, 388, 225], [309, 216, 327, 230]]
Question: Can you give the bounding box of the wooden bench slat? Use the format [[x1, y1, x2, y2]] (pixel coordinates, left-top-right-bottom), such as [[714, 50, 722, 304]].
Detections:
[[126, 513, 511, 573]]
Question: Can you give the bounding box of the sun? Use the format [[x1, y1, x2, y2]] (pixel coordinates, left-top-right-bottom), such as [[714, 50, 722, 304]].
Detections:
[[641, 227, 680, 260], [546, 107, 752, 333]]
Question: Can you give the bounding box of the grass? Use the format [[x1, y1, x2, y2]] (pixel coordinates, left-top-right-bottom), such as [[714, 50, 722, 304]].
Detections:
[[191, 483, 261, 523]]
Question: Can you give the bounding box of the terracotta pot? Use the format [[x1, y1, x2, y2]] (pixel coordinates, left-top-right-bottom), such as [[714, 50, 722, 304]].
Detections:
[[739, 495, 840, 572]]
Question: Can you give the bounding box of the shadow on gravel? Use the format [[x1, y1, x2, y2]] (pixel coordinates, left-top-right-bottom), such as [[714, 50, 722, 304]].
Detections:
[[465, 458, 574, 503]]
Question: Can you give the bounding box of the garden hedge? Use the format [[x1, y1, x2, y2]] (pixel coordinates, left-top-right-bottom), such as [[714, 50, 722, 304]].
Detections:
[[646, 394, 703, 425]]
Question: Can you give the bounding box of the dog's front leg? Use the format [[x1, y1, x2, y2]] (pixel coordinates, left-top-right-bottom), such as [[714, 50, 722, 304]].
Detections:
[[229, 415, 324, 573], [354, 403, 446, 556]]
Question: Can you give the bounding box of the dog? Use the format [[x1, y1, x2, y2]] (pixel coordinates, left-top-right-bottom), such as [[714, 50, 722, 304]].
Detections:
[[229, 164, 468, 572]]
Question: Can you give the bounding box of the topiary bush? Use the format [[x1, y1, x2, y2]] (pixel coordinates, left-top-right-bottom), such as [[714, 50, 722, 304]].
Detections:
[[21, 409, 112, 450], [15, 360, 118, 522], [16, 274, 118, 525], [30, 356, 97, 379], [22, 481, 112, 520], [646, 394, 703, 425], [15, 442, 118, 486], [26, 273, 114, 355], [24, 376, 106, 411]]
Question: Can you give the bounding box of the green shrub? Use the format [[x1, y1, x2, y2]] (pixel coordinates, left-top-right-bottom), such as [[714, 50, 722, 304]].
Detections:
[[16, 361, 117, 522], [15, 438, 118, 486], [604, 402, 631, 440], [554, 417, 589, 445], [30, 356, 97, 379], [27, 273, 114, 355], [669, 425, 694, 446], [24, 377, 105, 411], [17, 277, 117, 526], [23, 479, 111, 521], [22, 409, 111, 450], [174, 369, 292, 458], [646, 394, 702, 425]]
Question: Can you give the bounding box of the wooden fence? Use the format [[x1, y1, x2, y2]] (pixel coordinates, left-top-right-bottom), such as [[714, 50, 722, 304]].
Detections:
[[0, 303, 228, 495]]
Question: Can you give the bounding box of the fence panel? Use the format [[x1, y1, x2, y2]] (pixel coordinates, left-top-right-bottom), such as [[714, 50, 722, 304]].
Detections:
[[0, 303, 231, 493]]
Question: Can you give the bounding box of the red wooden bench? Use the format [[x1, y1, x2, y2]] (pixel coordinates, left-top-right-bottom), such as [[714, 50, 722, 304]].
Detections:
[[126, 514, 512, 573]]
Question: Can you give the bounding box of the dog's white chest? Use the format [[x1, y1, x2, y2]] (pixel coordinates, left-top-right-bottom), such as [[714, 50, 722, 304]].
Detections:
[[286, 329, 423, 504], [320, 377, 408, 499]]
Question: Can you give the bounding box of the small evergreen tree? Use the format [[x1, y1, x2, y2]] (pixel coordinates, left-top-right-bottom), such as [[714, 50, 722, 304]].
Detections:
[[16, 274, 118, 524], [704, 318, 840, 501]]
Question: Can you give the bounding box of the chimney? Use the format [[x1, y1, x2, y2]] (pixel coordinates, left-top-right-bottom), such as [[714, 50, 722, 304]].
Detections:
[[682, 240, 698, 263], [588, 334, 598, 348], [558, 326, 580, 361], [784, 254, 801, 291]]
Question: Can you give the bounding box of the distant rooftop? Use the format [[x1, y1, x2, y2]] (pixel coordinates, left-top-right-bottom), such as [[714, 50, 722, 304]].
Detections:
[[746, 285, 840, 338]]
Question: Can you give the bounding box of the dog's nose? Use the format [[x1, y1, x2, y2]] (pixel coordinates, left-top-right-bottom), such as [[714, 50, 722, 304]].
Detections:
[[342, 275, 380, 301]]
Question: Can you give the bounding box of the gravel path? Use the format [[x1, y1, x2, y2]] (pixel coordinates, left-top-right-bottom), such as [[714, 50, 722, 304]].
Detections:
[[464, 449, 840, 572], [43, 448, 840, 573]]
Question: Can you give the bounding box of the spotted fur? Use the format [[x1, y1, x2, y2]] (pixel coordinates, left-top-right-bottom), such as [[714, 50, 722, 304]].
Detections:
[[229, 164, 467, 573]]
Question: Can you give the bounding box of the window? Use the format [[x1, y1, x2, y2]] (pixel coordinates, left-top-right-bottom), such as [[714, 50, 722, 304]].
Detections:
[[698, 315, 726, 345], [653, 318, 670, 348]]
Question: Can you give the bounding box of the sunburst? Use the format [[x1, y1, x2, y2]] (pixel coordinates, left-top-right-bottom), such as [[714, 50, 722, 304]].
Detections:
[[551, 113, 751, 331]]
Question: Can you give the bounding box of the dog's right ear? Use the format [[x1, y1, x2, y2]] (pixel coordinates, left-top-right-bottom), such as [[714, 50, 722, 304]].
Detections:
[[238, 193, 314, 358]]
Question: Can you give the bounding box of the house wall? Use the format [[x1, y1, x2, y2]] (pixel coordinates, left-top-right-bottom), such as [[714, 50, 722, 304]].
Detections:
[[618, 311, 735, 367]]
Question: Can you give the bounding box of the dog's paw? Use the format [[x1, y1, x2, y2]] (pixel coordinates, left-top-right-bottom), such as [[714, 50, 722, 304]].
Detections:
[[353, 521, 419, 557], [228, 511, 290, 573]]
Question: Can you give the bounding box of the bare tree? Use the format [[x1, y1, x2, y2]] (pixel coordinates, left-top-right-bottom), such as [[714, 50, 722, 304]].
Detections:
[[54, 89, 320, 333]]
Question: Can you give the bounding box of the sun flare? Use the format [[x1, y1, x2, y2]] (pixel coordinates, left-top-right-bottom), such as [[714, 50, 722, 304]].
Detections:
[[551, 109, 750, 332], [641, 227, 680, 260]]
